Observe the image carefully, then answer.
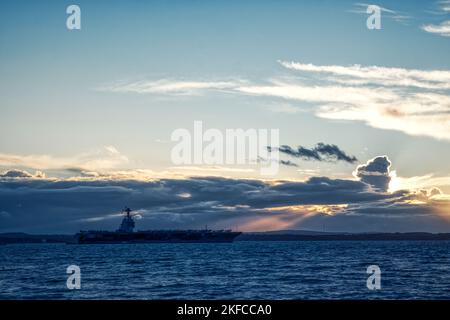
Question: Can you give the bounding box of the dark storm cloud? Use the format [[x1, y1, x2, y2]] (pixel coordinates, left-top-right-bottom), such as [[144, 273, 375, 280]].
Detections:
[[268, 143, 357, 166], [1, 169, 444, 233], [2, 150, 449, 234], [355, 156, 392, 192], [314, 143, 358, 163], [277, 145, 320, 160]]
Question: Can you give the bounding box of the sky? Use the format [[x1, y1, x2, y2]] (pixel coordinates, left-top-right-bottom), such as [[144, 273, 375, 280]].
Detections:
[[0, 0, 450, 233]]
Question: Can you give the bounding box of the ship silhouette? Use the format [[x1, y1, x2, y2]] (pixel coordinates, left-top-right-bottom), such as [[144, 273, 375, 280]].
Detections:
[[76, 207, 241, 244]]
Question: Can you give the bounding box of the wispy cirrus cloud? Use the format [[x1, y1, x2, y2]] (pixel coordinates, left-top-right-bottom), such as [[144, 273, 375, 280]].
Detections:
[[240, 62, 450, 141], [422, 1, 450, 36], [102, 61, 450, 141], [275, 61, 450, 141], [279, 60, 450, 90], [101, 79, 243, 96]]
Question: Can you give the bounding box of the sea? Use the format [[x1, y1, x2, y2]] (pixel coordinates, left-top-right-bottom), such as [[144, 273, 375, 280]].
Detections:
[[1, 240, 450, 299]]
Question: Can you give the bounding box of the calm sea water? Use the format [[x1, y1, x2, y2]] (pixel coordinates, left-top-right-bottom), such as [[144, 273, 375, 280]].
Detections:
[[1, 241, 450, 299]]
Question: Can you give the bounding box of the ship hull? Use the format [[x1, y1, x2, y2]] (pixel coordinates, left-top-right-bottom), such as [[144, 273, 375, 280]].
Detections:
[[76, 230, 241, 244]]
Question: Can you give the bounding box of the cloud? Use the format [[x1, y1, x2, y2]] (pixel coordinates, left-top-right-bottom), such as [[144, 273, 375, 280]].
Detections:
[[104, 61, 450, 141], [354, 156, 392, 192], [100, 79, 242, 96], [392, 174, 450, 192], [279, 160, 299, 167], [279, 61, 450, 90], [1, 169, 33, 178], [0, 169, 45, 179], [269, 143, 358, 165], [422, 20, 450, 37], [430, 187, 443, 197], [0, 156, 449, 233], [254, 62, 450, 141], [422, 1, 450, 36], [442, 0, 450, 12], [0, 146, 129, 172], [314, 143, 358, 163]]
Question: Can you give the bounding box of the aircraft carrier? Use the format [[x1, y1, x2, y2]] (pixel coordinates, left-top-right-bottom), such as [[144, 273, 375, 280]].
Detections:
[[76, 208, 241, 244]]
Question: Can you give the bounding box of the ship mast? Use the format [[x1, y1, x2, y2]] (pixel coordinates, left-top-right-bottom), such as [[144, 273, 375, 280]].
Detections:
[[117, 207, 135, 233]]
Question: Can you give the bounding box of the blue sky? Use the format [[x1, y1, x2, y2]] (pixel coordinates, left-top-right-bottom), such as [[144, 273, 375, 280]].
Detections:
[[1, 0, 450, 233]]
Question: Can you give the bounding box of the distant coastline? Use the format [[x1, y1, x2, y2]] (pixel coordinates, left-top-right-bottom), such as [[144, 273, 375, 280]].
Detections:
[[2, 230, 450, 244], [236, 231, 450, 241]]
